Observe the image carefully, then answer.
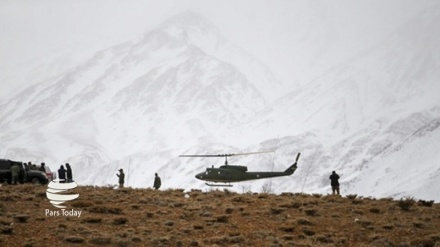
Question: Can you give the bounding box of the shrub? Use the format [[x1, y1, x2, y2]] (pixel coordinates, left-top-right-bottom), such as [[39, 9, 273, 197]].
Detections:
[[410, 238, 435, 247], [224, 207, 234, 214], [270, 207, 285, 215], [89, 236, 112, 245], [346, 194, 357, 200], [0, 203, 5, 215], [282, 235, 294, 241], [113, 217, 128, 225], [382, 224, 394, 230], [428, 234, 440, 241], [189, 240, 200, 246], [397, 196, 416, 211], [418, 200, 434, 207], [297, 218, 312, 225], [302, 228, 315, 236], [315, 235, 333, 243], [413, 221, 425, 228], [356, 220, 372, 228], [352, 199, 363, 205], [164, 220, 175, 226], [81, 217, 102, 224], [193, 224, 204, 230], [279, 202, 301, 209], [0, 195, 15, 201], [280, 192, 294, 197], [223, 188, 234, 195], [279, 226, 295, 233], [0, 226, 13, 234], [312, 193, 322, 198], [369, 208, 381, 214], [261, 181, 273, 194], [64, 236, 85, 243], [216, 215, 229, 223], [0, 218, 12, 226], [304, 208, 319, 216], [71, 201, 93, 208], [89, 206, 122, 214], [13, 215, 29, 223], [151, 236, 171, 246]]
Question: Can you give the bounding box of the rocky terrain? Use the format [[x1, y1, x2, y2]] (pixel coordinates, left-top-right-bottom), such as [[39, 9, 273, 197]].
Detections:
[[0, 184, 439, 246]]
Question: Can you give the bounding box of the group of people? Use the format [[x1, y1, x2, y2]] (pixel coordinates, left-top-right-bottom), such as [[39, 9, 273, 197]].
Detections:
[[11, 159, 339, 194], [116, 169, 161, 190], [58, 163, 73, 183], [21, 161, 46, 172], [9, 161, 49, 185], [52, 164, 161, 190], [115, 169, 338, 194]]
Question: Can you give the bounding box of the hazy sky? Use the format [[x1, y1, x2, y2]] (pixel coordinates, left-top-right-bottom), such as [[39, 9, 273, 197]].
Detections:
[[0, 0, 438, 99]]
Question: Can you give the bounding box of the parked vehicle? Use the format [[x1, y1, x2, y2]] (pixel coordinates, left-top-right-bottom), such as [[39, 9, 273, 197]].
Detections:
[[39, 165, 56, 181], [0, 159, 49, 184]]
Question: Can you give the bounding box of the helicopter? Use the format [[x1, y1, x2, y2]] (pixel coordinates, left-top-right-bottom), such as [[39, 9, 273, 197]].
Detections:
[[179, 151, 301, 187]]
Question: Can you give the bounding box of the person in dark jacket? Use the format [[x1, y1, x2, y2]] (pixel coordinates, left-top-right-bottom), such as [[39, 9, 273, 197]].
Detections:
[[39, 163, 46, 172], [329, 171, 340, 195], [153, 173, 161, 190], [66, 163, 73, 182], [117, 169, 125, 188], [58, 165, 66, 183]]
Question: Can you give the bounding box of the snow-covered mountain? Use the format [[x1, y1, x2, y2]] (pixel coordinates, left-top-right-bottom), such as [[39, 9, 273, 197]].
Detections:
[[0, 11, 277, 157], [1, 9, 439, 201], [246, 6, 440, 199]]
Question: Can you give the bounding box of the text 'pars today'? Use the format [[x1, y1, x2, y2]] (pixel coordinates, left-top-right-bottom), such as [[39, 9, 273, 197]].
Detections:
[[45, 209, 82, 218]]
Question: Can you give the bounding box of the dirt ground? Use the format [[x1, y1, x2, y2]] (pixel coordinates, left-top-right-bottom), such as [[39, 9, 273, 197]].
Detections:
[[0, 184, 439, 246]]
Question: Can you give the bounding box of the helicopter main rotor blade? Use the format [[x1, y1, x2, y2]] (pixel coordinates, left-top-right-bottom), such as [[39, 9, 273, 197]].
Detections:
[[179, 150, 274, 158], [179, 154, 230, 158], [229, 151, 275, 157]]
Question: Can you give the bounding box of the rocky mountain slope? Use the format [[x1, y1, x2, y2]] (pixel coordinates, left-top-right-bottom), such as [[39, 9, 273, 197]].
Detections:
[[1, 185, 439, 246]]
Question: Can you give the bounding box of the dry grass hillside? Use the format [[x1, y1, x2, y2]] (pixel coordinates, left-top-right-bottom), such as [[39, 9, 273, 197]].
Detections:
[[0, 184, 439, 247]]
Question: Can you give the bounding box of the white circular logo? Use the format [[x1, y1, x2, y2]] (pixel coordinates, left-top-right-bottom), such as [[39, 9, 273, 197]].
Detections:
[[46, 179, 79, 208]]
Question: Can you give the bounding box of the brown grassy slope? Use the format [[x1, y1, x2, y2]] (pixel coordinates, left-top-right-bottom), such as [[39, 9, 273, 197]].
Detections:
[[0, 184, 439, 247]]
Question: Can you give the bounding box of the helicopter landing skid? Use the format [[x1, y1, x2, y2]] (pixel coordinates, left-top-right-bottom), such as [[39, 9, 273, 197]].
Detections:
[[205, 182, 233, 187]]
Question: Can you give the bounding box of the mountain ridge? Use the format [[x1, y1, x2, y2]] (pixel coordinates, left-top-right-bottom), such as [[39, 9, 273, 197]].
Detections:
[[1, 9, 439, 200]]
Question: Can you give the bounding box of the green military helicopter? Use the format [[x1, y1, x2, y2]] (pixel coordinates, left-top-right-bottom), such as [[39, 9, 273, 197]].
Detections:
[[179, 151, 301, 187]]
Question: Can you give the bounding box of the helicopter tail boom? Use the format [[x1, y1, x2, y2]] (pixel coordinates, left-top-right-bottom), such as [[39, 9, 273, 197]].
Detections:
[[284, 153, 301, 175], [284, 163, 298, 175]]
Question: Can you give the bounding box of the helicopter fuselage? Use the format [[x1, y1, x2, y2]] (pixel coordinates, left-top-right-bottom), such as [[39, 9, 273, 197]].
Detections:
[[195, 164, 297, 183], [180, 152, 300, 186]]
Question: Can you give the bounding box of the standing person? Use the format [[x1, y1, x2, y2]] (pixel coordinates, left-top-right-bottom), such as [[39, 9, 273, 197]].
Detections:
[[66, 163, 73, 183], [23, 162, 29, 182], [58, 165, 66, 183], [329, 171, 340, 195], [11, 164, 20, 185], [153, 173, 161, 190], [29, 163, 37, 170], [39, 163, 46, 172], [117, 169, 125, 188]]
